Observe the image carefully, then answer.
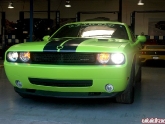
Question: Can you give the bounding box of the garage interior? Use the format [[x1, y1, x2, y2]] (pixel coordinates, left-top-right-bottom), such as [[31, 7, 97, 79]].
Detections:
[[1, 0, 165, 124]]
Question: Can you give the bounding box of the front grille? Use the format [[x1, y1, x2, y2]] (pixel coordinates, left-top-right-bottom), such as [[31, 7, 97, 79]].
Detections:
[[29, 78, 93, 87], [31, 52, 96, 65], [141, 51, 165, 55]]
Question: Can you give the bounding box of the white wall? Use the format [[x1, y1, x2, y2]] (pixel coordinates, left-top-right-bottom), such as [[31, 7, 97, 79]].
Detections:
[[123, 0, 165, 35], [1, 0, 165, 35]]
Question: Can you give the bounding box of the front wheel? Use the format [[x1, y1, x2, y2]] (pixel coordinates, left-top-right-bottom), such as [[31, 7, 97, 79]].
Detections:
[[115, 66, 135, 104], [115, 85, 134, 104]]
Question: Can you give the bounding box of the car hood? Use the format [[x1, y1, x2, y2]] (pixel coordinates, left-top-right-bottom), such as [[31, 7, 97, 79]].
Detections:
[[8, 38, 130, 52]]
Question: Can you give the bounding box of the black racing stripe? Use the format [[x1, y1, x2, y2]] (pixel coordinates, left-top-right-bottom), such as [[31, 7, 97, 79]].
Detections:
[[43, 38, 72, 52], [60, 38, 90, 52]]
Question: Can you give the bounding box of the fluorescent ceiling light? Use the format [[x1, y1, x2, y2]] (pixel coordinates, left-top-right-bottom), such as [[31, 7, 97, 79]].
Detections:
[[65, 0, 71, 7], [8, 1, 14, 8], [137, 0, 144, 5], [81, 30, 114, 38]]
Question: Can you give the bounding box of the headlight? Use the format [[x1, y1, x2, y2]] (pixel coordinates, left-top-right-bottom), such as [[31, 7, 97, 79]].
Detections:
[[97, 53, 110, 64], [111, 53, 125, 64], [7, 51, 30, 63], [7, 52, 18, 62], [20, 52, 30, 62]]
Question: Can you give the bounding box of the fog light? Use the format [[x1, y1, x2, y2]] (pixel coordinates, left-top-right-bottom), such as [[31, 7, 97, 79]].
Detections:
[[15, 80, 22, 88], [105, 84, 114, 92]]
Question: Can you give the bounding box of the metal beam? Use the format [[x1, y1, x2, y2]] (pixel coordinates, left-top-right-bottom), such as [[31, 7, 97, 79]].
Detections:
[[1, 12, 5, 45], [1, 12, 5, 38], [48, 0, 50, 28], [118, 0, 122, 22], [29, 0, 33, 42]]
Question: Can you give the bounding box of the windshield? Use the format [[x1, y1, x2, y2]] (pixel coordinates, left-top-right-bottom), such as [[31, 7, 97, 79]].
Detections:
[[51, 23, 128, 40]]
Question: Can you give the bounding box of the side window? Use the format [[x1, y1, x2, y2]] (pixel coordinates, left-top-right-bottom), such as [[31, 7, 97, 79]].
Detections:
[[111, 25, 129, 40], [129, 30, 136, 42]]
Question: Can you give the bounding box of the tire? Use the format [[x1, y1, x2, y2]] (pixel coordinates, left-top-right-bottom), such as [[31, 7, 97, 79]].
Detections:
[[115, 66, 135, 104]]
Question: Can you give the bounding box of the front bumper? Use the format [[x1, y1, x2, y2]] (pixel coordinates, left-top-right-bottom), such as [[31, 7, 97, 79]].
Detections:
[[139, 55, 165, 63], [4, 62, 130, 97], [14, 87, 122, 98]]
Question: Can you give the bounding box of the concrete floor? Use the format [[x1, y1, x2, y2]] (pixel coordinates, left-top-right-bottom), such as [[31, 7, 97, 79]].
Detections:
[[0, 60, 165, 124]]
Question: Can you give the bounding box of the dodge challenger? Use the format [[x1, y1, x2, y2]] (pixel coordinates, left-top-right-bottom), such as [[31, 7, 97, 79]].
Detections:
[[4, 21, 146, 104]]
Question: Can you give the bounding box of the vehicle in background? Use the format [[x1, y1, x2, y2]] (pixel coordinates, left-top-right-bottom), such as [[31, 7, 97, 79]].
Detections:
[[139, 39, 165, 64]]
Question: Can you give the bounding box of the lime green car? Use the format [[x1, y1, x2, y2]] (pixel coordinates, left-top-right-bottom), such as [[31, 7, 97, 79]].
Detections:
[[4, 21, 146, 104]]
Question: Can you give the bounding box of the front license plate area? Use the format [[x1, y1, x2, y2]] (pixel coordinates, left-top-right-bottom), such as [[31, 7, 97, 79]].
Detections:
[[153, 56, 159, 59]]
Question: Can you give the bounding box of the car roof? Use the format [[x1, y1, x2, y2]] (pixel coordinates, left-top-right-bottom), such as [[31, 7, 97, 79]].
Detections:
[[65, 21, 127, 26]]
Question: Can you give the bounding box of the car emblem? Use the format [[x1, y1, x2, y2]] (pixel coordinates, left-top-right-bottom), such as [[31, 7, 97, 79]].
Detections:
[[155, 52, 157, 54], [56, 46, 63, 50]]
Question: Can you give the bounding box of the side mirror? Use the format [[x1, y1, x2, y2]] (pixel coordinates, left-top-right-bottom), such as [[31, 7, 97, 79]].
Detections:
[[43, 35, 50, 42], [136, 35, 146, 43]]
